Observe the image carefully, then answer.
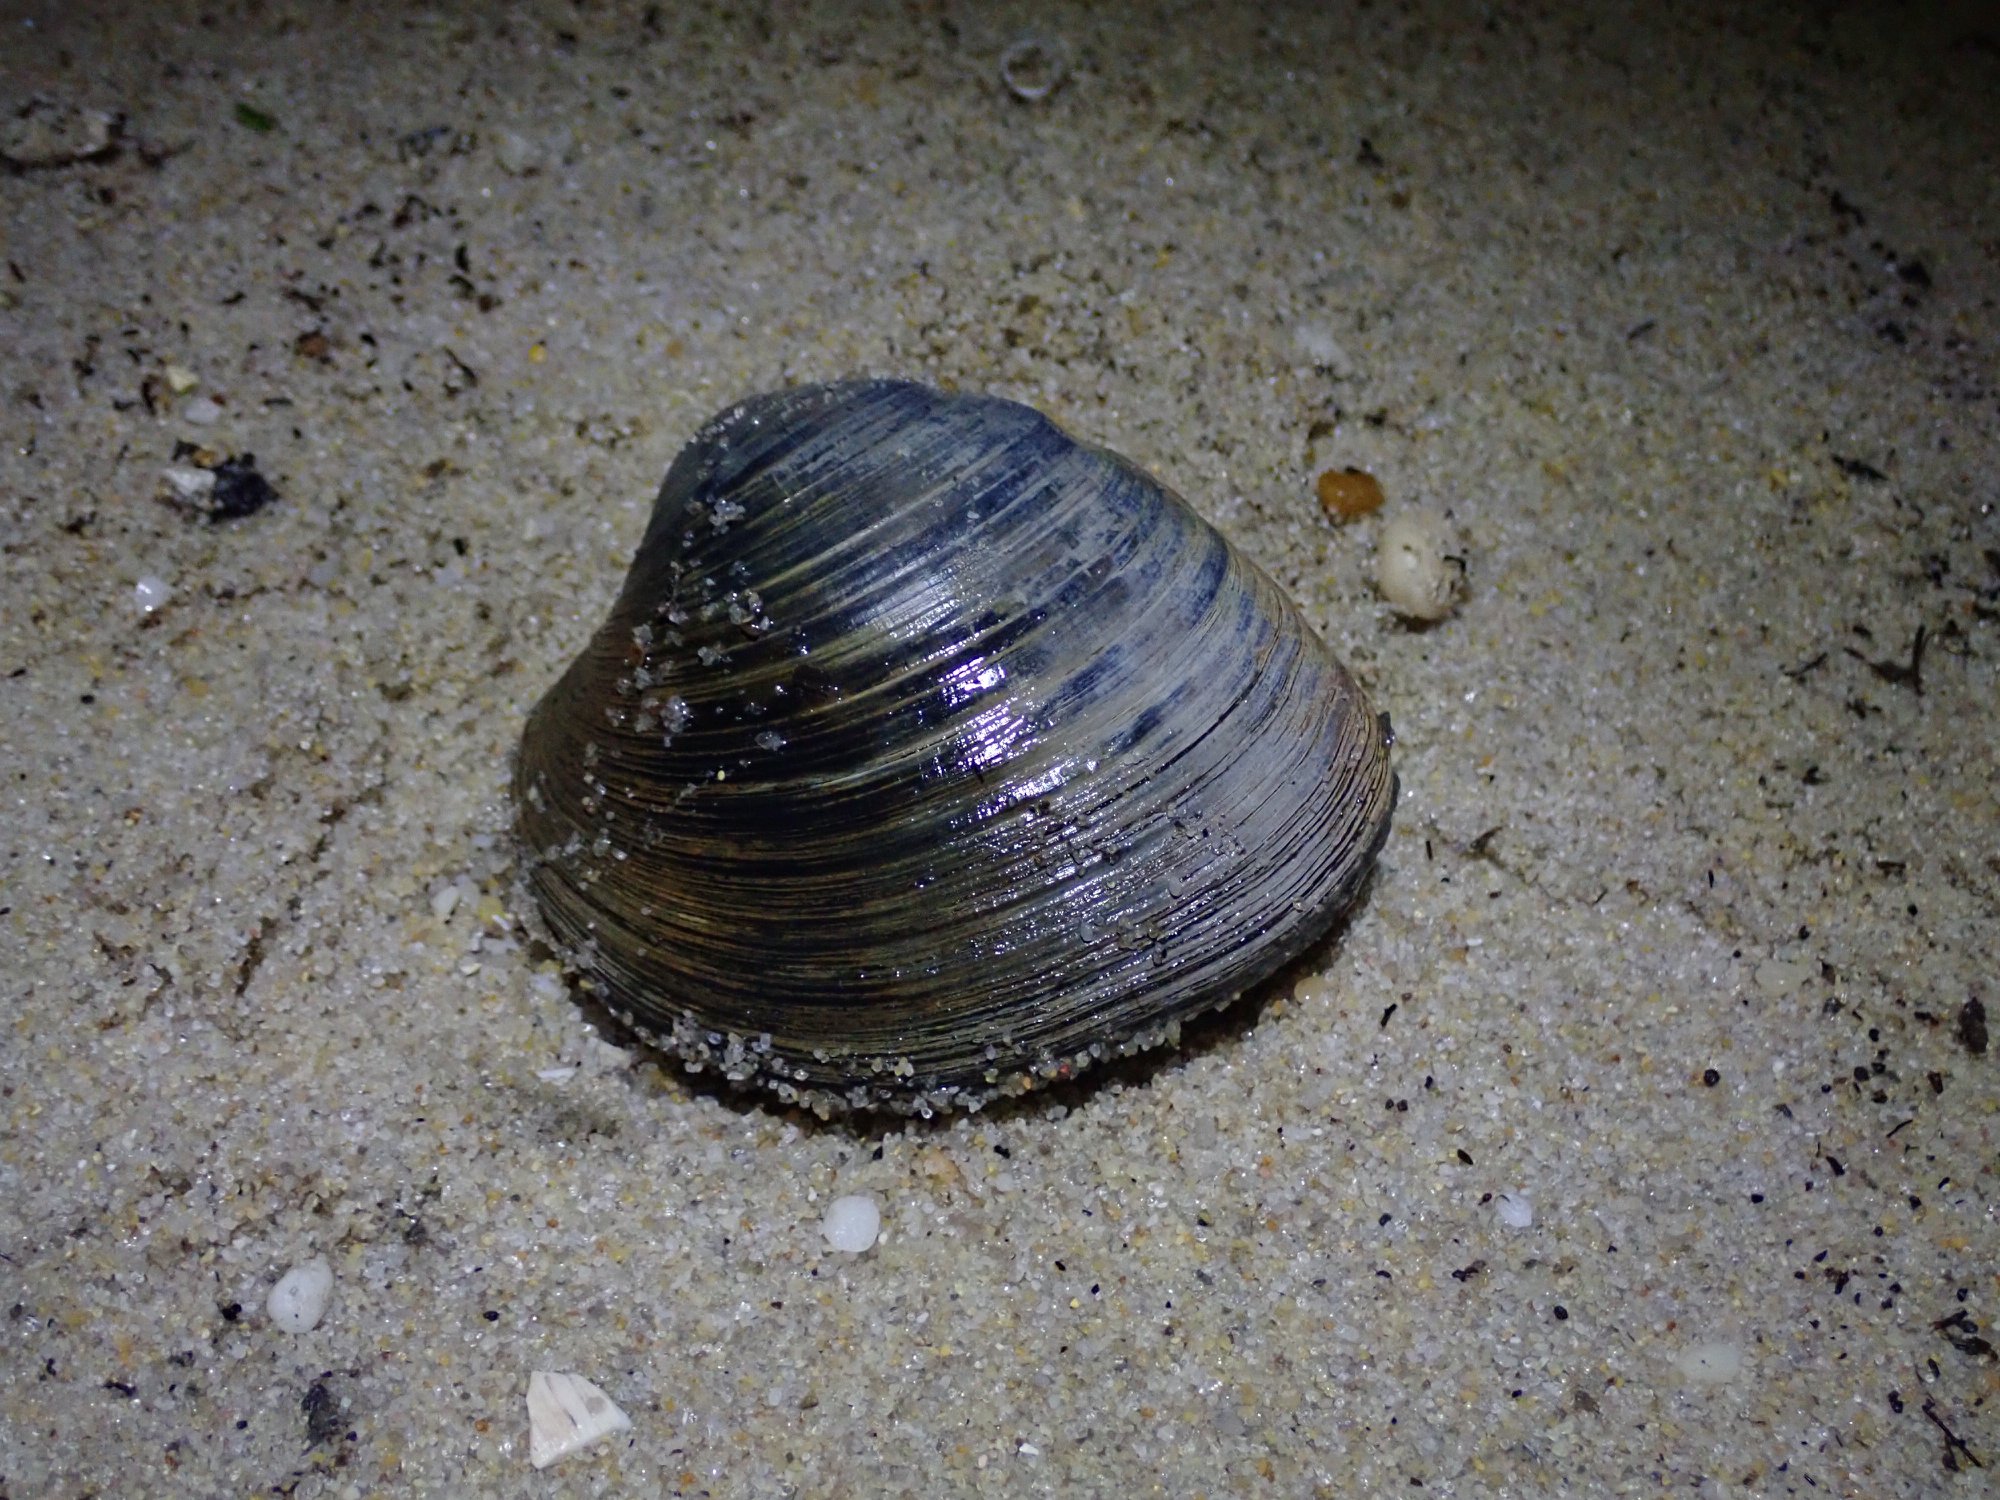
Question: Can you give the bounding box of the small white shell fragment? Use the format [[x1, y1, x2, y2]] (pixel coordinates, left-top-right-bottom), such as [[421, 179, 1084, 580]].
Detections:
[[526, 1371, 632, 1469], [821, 1193, 882, 1253], [164, 364, 200, 394], [494, 128, 541, 175], [1673, 1340, 1744, 1385], [266, 1256, 333, 1333], [999, 36, 1069, 101], [429, 881, 463, 923], [1375, 510, 1465, 621], [1495, 1192, 1534, 1229], [133, 575, 172, 614], [0, 100, 118, 167], [1292, 322, 1357, 377], [181, 395, 223, 426], [162, 465, 217, 502]]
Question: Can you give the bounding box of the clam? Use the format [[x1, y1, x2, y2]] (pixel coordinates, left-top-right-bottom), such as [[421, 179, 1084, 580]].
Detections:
[[514, 379, 1395, 1114]]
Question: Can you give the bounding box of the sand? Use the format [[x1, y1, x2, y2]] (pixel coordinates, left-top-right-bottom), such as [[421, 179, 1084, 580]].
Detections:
[[2, 1, 1995, 1493]]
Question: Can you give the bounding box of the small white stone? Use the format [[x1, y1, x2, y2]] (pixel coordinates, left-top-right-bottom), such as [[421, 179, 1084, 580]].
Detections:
[[163, 364, 199, 394], [1293, 322, 1357, 377], [266, 1257, 333, 1333], [821, 1194, 882, 1253], [1495, 1192, 1534, 1229], [0, 100, 117, 167], [1673, 1340, 1743, 1384], [494, 129, 540, 175], [133, 575, 171, 613], [181, 395, 222, 425], [526, 1371, 631, 1469], [1375, 510, 1466, 622], [162, 465, 217, 502], [429, 882, 463, 923]]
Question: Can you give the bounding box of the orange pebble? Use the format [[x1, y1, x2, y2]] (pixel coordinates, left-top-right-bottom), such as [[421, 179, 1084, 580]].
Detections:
[[1316, 467, 1386, 521]]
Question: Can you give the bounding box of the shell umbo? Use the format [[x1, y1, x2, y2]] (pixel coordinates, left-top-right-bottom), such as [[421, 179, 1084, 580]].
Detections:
[[514, 379, 1395, 1114]]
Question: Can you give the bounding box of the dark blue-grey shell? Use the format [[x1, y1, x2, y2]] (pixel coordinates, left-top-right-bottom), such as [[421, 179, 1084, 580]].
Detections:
[[514, 379, 1394, 1114]]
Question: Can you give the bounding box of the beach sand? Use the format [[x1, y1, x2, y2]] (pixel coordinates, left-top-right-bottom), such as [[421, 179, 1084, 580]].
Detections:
[[2, 1, 1995, 1492]]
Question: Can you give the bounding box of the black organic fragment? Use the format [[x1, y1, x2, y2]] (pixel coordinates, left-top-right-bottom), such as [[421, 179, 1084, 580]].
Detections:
[[302, 1376, 344, 1446], [1933, 1310, 1997, 1361], [1923, 1396, 1984, 1471], [207, 453, 277, 521], [1957, 998, 1988, 1056], [1832, 454, 1887, 482], [1845, 625, 1926, 695]]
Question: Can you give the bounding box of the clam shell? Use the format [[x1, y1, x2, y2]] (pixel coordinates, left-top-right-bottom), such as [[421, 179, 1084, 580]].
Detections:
[[515, 379, 1394, 1113]]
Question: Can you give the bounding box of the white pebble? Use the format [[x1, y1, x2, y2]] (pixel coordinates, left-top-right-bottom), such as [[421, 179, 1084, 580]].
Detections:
[[526, 1371, 631, 1469], [133, 575, 172, 613], [1495, 1192, 1534, 1229], [181, 395, 222, 425], [429, 882, 463, 923], [161, 465, 216, 502], [0, 100, 117, 167], [494, 129, 541, 175], [821, 1194, 882, 1253], [1292, 322, 1357, 377], [1375, 510, 1465, 621], [1673, 1340, 1744, 1384], [266, 1256, 333, 1333], [163, 363, 199, 394]]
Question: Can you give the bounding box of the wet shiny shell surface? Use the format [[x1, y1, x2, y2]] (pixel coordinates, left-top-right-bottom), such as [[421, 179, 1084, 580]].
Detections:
[[515, 379, 1395, 1113]]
